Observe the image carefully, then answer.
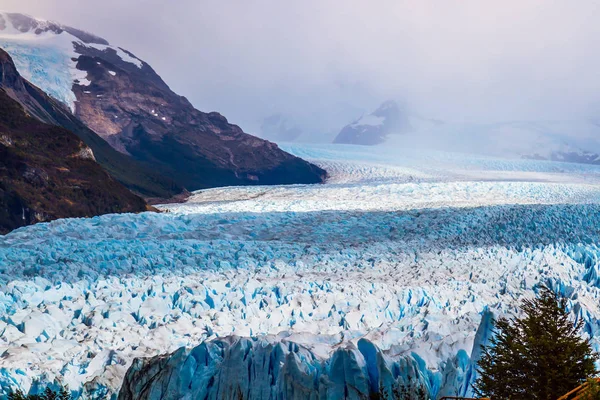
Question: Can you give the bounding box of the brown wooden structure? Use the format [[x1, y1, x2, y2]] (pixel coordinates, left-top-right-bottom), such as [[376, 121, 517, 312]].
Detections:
[[557, 378, 600, 400]]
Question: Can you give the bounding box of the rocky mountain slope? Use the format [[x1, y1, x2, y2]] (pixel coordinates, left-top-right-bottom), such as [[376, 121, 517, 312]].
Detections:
[[0, 13, 326, 190], [0, 44, 181, 199], [0, 49, 147, 233]]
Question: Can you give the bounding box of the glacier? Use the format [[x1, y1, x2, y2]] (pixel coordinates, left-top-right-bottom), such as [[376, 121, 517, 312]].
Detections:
[[2, 144, 600, 398], [0, 12, 144, 112]]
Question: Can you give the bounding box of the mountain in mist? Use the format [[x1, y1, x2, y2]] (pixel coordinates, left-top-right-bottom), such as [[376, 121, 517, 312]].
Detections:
[[0, 12, 326, 193], [381, 118, 600, 166], [260, 113, 303, 142], [333, 100, 411, 145], [332, 98, 600, 166]]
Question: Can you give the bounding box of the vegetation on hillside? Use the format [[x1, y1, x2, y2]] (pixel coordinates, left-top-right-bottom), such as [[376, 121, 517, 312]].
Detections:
[[0, 87, 148, 233]]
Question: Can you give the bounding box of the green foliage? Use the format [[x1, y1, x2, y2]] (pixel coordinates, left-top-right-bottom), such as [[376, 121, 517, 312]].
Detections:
[[580, 378, 600, 400], [391, 381, 428, 400], [474, 287, 598, 399], [7, 384, 71, 400]]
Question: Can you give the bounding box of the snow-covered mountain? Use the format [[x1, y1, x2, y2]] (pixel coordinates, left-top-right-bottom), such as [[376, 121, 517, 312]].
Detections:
[[333, 100, 411, 145], [2, 144, 600, 398], [332, 100, 600, 167], [0, 12, 325, 192], [4, 12, 600, 400]]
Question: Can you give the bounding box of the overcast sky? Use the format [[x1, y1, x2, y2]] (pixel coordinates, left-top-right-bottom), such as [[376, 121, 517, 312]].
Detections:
[[4, 0, 600, 138]]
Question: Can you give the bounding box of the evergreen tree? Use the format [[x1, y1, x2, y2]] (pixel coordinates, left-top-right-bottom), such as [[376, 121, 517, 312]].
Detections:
[[41, 387, 57, 400], [474, 287, 598, 399], [7, 385, 71, 400]]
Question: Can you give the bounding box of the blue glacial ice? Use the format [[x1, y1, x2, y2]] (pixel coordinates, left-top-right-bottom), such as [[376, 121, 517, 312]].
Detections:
[[0, 14, 145, 113], [0, 38, 82, 111], [1, 144, 600, 398]]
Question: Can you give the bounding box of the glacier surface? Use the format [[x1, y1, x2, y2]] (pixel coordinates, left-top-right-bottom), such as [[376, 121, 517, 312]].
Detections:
[[2, 144, 600, 398]]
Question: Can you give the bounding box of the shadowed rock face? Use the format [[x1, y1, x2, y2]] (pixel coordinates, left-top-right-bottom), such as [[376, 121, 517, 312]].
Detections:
[[0, 43, 183, 200], [71, 45, 327, 190], [0, 13, 326, 191], [0, 49, 147, 234]]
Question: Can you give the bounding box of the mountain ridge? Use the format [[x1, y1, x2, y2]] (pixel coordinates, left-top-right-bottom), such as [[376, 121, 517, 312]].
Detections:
[[0, 12, 327, 191], [0, 40, 183, 199]]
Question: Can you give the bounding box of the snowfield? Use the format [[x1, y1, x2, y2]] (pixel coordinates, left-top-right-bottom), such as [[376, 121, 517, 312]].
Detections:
[[2, 144, 600, 398]]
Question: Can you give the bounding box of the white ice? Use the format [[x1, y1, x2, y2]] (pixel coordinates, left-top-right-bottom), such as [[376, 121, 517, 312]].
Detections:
[[1, 144, 600, 398], [0, 12, 144, 112]]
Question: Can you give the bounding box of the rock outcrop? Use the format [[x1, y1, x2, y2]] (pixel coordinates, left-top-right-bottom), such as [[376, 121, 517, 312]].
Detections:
[[0, 44, 183, 200]]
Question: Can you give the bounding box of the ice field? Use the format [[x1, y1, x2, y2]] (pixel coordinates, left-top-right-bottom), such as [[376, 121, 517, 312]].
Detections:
[[2, 144, 600, 398]]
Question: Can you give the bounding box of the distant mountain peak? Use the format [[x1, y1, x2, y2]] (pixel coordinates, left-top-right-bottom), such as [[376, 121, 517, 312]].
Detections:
[[333, 100, 410, 145], [0, 12, 109, 44], [260, 113, 303, 142]]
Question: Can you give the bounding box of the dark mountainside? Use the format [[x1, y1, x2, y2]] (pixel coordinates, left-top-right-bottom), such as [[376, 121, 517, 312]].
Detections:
[[0, 13, 326, 190], [0, 50, 147, 234], [0, 45, 182, 200], [71, 44, 326, 190]]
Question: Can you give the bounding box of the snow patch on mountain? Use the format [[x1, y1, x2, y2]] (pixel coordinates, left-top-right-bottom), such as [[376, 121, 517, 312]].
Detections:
[[84, 42, 143, 69], [0, 12, 143, 111], [350, 114, 385, 128], [0, 33, 81, 111], [334, 101, 408, 145]]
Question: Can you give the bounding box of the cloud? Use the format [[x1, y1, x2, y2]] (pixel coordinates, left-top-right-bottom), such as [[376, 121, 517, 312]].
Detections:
[[4, 0, 600, 139]]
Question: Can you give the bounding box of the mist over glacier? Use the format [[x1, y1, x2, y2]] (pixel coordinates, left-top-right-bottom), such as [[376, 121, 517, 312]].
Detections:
[[1, 145, 600, 398], [4, 0, 600, 145]]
